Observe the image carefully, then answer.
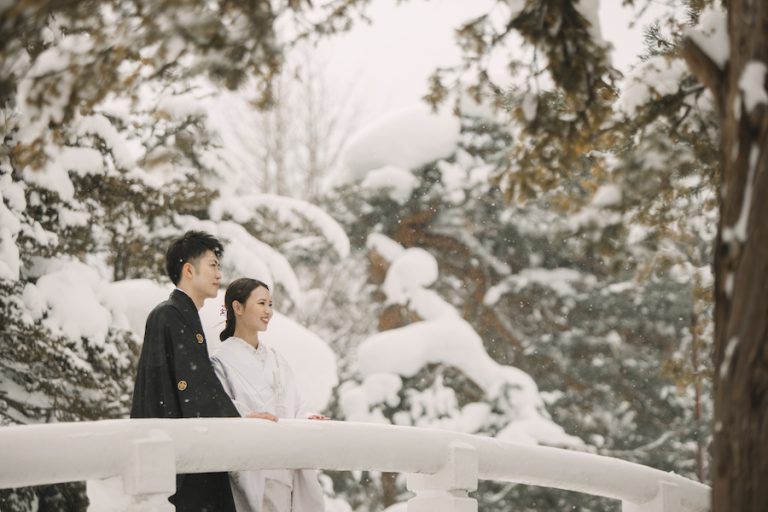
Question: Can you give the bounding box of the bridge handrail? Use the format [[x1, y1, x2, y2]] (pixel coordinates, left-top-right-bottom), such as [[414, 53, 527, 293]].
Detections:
[[0, 418, 709, 511]]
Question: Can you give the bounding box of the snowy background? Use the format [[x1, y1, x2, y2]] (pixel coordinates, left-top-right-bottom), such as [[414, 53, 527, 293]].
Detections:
[[0, 1, 723, 511]]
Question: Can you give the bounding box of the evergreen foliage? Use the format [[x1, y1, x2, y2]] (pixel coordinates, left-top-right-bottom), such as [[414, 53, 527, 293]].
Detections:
[[318, 3, 720, 501], [0, 1, 359, 509], [0, 0, 735, 511]]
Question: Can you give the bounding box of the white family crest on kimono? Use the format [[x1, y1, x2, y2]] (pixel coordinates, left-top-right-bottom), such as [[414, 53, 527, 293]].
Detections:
[[212, 337, 326, 512]]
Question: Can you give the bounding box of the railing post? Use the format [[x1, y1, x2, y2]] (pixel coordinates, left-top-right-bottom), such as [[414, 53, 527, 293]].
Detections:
[[406, 441, 478, 512], [622, 481, 706, 512], [87, 429, 176, 512]]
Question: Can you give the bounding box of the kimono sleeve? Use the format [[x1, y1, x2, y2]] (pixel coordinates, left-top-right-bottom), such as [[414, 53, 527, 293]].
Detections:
[[130, 307, 180, 418], [211, 353, 251, 417]]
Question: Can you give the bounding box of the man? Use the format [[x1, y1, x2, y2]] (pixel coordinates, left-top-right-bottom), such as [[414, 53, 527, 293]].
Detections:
[[131, 230, 240, 512]]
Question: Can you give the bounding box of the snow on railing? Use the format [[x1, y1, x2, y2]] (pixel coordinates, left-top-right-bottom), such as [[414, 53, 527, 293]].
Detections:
[[0, 419, 709, 512]]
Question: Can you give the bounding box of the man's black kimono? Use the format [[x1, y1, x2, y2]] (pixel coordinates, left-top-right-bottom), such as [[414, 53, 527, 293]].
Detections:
[[131, 289, 240, 512]]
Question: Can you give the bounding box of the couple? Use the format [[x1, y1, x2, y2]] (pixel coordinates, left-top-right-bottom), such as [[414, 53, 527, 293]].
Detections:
[[131, 231, 327, 512]]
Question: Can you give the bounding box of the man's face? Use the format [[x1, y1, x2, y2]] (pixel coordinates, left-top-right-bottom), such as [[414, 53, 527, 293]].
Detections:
[[187, 250, 222, 300]]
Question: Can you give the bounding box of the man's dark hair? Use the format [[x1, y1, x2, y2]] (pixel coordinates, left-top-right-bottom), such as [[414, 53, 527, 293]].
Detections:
[[165, 230, 224, 285]]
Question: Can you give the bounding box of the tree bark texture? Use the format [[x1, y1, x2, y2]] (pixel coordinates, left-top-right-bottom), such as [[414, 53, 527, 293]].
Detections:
[[685, 1, 768, 510]]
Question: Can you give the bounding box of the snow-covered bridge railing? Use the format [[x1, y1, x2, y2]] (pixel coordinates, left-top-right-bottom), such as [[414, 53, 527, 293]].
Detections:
[[0, 419, 709, 512]]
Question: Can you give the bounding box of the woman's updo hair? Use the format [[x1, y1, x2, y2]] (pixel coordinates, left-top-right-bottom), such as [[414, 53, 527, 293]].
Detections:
[[220, 277, 270, 341]]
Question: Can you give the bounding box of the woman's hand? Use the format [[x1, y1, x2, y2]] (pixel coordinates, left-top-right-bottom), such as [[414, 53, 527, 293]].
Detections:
[[246, 411, 279, 422], [308, 414, 330, 420]]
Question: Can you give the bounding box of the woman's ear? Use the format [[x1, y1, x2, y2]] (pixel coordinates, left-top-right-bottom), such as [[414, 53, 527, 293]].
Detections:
[[232, 300, 244, 316]]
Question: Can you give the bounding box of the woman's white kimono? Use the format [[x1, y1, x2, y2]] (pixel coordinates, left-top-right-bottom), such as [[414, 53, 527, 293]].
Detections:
[[211, 337, 325, 512]]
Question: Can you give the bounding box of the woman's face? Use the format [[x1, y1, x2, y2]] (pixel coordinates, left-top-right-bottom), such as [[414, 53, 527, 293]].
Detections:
[[236, 286, 273, 333]]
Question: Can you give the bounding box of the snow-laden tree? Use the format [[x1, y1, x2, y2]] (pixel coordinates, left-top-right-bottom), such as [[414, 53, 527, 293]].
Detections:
[[376, 0, 765, 508], [420, 0, 765, 508], [338, 236, 584, 509], [319, 97, 716, 511], [0, 1, 360, 509]]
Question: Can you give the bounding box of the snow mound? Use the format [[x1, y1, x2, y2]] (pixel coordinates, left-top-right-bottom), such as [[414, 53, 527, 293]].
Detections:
[[24, 260, 113, 346], [337, 106, 460, 183], [382, 248, 439, 304], [366, 233, 405, 263], [102, 279, 171, 338], [685, 5, 729, 69], [360, 165, 419, 204], [357, 317, 537, 400]]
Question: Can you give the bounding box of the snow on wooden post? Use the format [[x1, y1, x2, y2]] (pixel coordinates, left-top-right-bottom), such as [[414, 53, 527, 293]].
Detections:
[[88, 429, 176, 512], [622, 481, 708, 512], [123, 429, 175, 510], [406, 441, 478, 512]]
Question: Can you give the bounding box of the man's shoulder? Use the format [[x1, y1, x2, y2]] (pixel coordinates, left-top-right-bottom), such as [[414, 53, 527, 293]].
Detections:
[[148, 297, 179, 318], [145, 296, 187, 331]]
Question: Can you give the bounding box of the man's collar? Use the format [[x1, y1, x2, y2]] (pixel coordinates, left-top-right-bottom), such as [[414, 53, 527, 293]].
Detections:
[[171, 288, 199, 311], [173, 287, 202, 311]]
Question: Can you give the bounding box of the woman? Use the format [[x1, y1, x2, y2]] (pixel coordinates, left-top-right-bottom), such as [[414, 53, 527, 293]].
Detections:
[[211, 277, 327, 512]]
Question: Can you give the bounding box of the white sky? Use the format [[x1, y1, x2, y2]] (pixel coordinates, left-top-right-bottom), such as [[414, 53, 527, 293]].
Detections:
[[317, 0, 659, 124]]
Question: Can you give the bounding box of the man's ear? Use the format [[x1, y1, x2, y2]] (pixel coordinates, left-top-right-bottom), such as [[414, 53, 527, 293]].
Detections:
[[181, 261, 194, 280]]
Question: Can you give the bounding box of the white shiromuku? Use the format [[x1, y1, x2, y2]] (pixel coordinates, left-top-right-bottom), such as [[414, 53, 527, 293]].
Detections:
[[211, 336, 325, 512]]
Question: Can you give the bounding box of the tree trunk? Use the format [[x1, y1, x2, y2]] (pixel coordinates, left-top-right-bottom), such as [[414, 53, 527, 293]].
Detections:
[[380, 472, 399, 509], [690, 309, 704, 483], [684, 2, 768, 510]]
